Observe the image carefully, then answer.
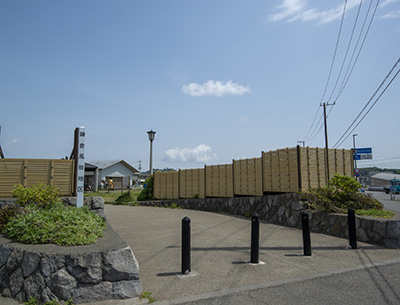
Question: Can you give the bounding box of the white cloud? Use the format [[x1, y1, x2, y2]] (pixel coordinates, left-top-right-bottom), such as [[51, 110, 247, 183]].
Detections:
[[164, 144, 217, 163], [268, 0, 306, 22], [380, 0, 399, 8], [269, 0, 361, 24], [4, 139, 22, 147], [380, 9, 400, 19], [181, 80, 251, 97]]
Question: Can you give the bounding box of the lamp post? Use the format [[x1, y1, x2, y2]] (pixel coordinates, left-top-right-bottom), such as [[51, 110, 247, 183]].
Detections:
[[353, 134, 358, 177], [147, 130, 156, 176]]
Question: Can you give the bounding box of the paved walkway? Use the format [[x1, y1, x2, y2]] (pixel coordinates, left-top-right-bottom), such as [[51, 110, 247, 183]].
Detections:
[[2, 204, 400, 305], [104, 205, 400, 304]]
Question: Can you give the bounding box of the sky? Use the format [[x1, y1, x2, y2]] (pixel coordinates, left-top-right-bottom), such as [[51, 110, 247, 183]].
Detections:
[[1, 0, 399, 172]]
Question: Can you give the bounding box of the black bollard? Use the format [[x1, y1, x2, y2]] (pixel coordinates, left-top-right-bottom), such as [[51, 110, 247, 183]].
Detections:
[[302, 212, 312, 256], [348, 209, 357, 249], [182, 216, 191, 274], [250, 213, 260, 264]]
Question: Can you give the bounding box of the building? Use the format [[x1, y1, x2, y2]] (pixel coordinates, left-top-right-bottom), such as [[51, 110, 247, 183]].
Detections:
[[85, 160, 139, 191], [370, 172, 400, 188]]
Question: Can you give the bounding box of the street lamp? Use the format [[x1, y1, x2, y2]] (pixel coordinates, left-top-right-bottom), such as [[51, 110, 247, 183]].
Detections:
[[147, 130, 156, 176], [353, 134, 358, 177]]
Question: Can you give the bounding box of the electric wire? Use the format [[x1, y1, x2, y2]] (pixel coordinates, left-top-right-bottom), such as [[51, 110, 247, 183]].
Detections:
[[334, 0, 380, 103], [303, 0, 349, 145], [320, 0, 349, 105], [333, 57, 400, 148], [303, 106, 322, 142], [326, 0, 364, 104]]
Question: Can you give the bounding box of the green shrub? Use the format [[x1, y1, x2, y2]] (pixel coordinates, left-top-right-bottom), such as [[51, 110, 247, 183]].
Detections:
[[137, 175, 154, 201], [0, 206, 22, 233], [11, 183, 61, 208], [114, 191, 141, 205], [5, 203, 105, 246], [299, 174, 382, 213]]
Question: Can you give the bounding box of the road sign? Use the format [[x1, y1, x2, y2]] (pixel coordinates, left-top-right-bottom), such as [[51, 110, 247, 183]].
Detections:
[[354, 147, 372, 154], [354, 147, 372, 160]]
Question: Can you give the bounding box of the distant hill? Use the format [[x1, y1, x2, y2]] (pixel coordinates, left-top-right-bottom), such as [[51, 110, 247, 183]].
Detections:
[[141, 168, 176, 175], [360, 167, 400, 177]]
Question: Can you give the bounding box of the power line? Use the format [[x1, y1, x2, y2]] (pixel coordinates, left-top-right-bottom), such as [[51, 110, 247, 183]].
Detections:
[[320, 0, 349, 105], [326, 0, 364, 104], [334, 0, 380, 103], [333, 57, 400, 148]]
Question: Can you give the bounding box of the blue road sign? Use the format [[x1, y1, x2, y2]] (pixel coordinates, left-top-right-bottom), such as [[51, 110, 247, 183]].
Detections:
[[354, 147, 372, 154]]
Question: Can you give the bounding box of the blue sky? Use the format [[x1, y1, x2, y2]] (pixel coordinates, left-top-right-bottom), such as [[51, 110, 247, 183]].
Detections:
[[1, 0, 399, 171]]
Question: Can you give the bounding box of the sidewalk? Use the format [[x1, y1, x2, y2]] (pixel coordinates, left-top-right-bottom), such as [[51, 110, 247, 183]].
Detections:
[[104, 205, 400, 304]]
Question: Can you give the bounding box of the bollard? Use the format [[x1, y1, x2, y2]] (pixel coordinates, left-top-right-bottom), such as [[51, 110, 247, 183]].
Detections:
[[250, 213, 260, 264], [348, 209, 357, 249], [181, 216, 191, 274], [302, 212, 312, 256]]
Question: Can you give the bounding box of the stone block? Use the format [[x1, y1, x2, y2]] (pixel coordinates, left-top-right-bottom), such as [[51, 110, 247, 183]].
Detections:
[[84, 197, 104, 210], [22, 251, 41, 278], [386, 221, 400, 240], [383, 239, 400, 249], [357, 227, 369, 242], [103, 247, 139, 282], [66, 253, 102, 284], [24, 271, 46, 300], [72, 281, 113, 304], [6, 248, 23, 273], [9, 268, 23, 297], [40, 253, 65, 278], [0, 246, 11, 267], [48, 268, 77, 300], [0, 266, 9, 291], [373, 221, 387, 239], [113, 280, 142, 299]]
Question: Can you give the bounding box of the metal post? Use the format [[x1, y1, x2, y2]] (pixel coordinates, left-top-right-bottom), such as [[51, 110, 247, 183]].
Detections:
[[348, 209, 357, 249], [250, 213, 260, 264], [302, 212, 312, 256], [182, 216, 191, 274]]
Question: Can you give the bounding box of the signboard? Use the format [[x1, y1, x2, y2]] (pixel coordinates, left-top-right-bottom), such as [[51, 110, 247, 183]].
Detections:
[[353, 147, 372, 160], [76, 126, 85, 207]]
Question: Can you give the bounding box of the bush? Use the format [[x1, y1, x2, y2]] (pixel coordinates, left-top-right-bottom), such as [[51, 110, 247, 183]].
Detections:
[[299, 173, 382, 213], [11, 183, 61, 208], [5, 202, 105, 246], [0, 206, 22, 233], [137, 175, 154, 201], [114, 191, 137, 205]]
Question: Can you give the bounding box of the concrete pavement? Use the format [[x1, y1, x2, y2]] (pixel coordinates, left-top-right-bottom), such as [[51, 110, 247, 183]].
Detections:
[[104, 205, 400, 304], [2, 203, 400, 305]]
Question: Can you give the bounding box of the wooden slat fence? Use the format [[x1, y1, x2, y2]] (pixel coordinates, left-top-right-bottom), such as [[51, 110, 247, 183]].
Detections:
[[0, 159, 75, 197], [153, 146, 354, 199]]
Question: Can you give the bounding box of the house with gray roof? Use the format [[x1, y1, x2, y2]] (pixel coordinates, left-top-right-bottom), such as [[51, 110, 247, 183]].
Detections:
[[85, 160, 139, 191]]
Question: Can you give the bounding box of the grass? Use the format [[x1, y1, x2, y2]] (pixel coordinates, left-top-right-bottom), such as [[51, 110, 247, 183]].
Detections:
[[85, 189, 142, 204], [355, 209, 395, 218], [5, 203, 105, 246], [140, 291, 155, 303]]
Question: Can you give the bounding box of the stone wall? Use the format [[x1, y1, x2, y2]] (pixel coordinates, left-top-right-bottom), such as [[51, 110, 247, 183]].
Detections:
[[141, 194, 400, 249], [0, 197, 143, 304], [0, 244, 142, 304]]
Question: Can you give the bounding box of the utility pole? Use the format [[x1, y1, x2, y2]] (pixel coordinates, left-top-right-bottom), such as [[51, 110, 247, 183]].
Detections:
[[297, 141, 305, 147], [321, 102, 335, 183], [0, 126, 4, 159]]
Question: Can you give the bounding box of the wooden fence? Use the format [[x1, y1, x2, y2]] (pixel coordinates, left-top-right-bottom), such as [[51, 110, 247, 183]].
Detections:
[[0, 159, 75, 197], [154, 146, 354, 199]]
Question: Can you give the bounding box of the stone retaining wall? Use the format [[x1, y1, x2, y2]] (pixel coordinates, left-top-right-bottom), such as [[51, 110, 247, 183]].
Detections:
[[0, 197, 143, 304], [141, 194, 400, 249], [0, 244, 142, 304]]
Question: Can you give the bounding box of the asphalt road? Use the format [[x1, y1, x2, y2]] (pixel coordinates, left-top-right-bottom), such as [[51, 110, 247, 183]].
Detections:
[[368, 191, 400, 218]]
